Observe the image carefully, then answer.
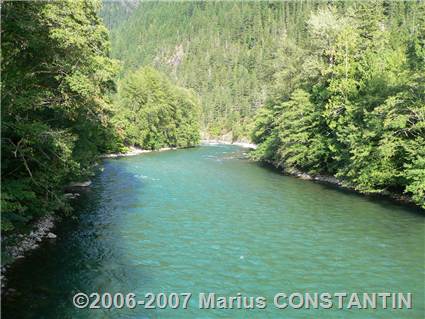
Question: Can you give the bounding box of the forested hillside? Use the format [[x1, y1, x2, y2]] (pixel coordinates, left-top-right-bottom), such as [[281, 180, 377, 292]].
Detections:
[[105, 1, 424, 208], [251, 2, 425, 208], [105, 1, 328, 138], [100, 0, 139, 30]]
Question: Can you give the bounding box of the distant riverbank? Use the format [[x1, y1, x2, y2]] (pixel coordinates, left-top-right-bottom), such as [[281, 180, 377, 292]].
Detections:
[[101, 146, 178, 158], [200, 139, 257, 149], [101, 141, 257, 159]]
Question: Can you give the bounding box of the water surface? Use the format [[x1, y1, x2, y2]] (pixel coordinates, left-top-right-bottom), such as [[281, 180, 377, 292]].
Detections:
[[3, 145, 424, 318]]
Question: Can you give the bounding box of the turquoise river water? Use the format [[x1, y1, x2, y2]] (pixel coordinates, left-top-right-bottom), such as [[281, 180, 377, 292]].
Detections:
[[2, 145, 424, 318]]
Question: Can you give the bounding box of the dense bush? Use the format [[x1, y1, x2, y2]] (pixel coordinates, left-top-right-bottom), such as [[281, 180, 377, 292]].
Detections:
[[251, 2, 425, 208], [1, 0, 120, 232], [113, 67, 200, 150]]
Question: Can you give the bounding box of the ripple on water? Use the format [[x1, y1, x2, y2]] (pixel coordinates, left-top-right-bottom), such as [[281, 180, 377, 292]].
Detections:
[[2, 145, 424, 319]]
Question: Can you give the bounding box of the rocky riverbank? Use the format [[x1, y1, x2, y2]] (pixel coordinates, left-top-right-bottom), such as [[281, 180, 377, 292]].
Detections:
[[200, 130, 257, 149], [100, 146, 178, 158], [1, 215, 58, 291], [4, 216, 57, 259], [282, 167, 415, 206], [1, 179, 93, 290], [100, 146, 151, 158], [200, 139, 257, 149]]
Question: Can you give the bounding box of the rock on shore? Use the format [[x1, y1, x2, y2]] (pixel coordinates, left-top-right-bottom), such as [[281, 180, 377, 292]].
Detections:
[[101, 146, 178, 159], [200, 139, 257, 149], [101, 146, 151, 158], [5, 215, 56, 261], [68, 180, 92, 187], [1, 215, 59, 291], [285, 168, 414, 205]]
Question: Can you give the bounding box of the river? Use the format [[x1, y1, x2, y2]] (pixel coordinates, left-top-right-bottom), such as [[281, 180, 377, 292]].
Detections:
[[2, 145, 424, 318]]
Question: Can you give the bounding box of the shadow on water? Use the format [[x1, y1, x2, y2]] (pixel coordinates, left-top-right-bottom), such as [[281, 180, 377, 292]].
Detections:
[[1, 163, 150, 319], [255, 160, 424, 217]]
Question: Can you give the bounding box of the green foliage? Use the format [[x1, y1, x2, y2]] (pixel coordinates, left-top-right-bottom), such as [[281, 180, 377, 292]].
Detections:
[[113, 67, 200, 150], [103, 1, 324, 138], [252, 1, 425, 208], [405, 153, 425, 208], [99, 0, 138, 30], [1, 0, 120, 232], [276, 89, 329, 173]]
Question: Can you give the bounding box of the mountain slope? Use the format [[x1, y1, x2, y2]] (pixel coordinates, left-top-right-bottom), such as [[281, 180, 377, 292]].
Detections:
[[103, 1, 325, 138]]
